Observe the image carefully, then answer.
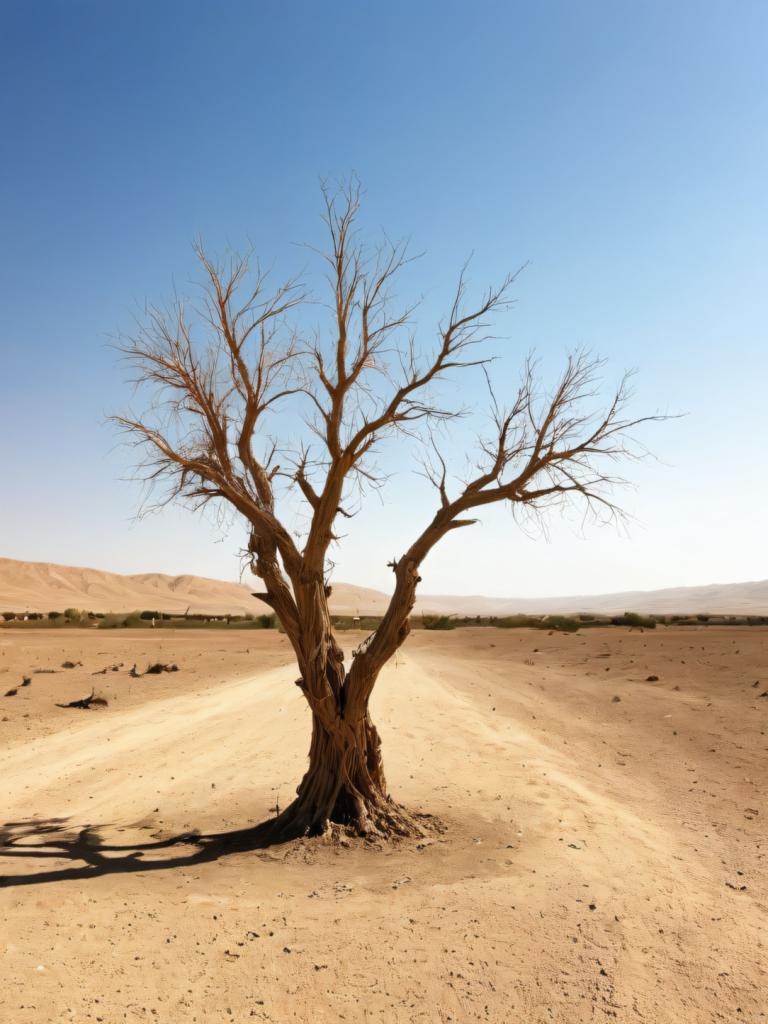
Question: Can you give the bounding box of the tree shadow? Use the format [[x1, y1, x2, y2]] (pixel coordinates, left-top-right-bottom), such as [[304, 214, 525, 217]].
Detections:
[[0, 816, 290, 889]]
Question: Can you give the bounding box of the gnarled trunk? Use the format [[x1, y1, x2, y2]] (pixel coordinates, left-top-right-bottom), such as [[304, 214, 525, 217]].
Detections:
[[273, 703, 422, 839], [258, 568, 423, 841], [270, 656, 421, 840]]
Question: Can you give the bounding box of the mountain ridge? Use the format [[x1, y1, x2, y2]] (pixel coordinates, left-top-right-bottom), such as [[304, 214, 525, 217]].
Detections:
[[1, 557, 766, 616]]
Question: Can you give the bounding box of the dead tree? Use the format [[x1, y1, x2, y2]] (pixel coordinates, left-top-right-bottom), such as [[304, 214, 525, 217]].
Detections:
[[115, 182, 662, 840]]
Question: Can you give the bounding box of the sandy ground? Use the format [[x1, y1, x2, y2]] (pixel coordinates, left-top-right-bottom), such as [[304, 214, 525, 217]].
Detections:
[[0, 626, 766, 1023]]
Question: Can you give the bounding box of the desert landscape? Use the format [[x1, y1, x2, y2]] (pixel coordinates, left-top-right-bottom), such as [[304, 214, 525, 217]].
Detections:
[[4, 6, 767, 1022], [1, 625, 765, 1022], [3, 557, 767, 618]]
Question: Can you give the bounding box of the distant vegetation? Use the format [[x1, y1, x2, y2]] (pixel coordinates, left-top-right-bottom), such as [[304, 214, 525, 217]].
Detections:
[[608, 612, 657, 629], [332, 615, 386, 632], [1, 609, 767, 631], [0, 610, 277, 629], [97, 611, 277, 630], [420, 615, 457, 631], [1, 608, 103, 627]]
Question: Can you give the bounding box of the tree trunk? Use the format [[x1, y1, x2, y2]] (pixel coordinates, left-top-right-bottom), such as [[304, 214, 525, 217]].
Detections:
[[258, 574, 423, 841], [271, 683, 421, 840]]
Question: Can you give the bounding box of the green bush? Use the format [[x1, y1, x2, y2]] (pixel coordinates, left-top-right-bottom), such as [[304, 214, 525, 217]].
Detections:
[[97, 613, 128, 629], [63, 607, 88, 623], [99, 611, 152, 628], [495, 614, 537, 629], [541, 615, 580, 633], [421, 615, 456, 630], [611, 611, 656, 629]]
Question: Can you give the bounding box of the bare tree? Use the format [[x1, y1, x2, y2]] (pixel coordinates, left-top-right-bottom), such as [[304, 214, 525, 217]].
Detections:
[[115, 182, 661, 840]]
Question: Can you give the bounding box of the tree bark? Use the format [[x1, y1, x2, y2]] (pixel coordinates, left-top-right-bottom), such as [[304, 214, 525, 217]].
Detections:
[[250, 558, 424, 840], [269, 641, 421, 840]]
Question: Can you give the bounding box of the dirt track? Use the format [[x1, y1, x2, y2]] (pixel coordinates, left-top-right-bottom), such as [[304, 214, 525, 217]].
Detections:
[[1, 627, 766, 1022]]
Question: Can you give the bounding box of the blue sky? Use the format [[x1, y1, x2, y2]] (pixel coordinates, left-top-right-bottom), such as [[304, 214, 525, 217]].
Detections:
[[1, 1, 766, 597]]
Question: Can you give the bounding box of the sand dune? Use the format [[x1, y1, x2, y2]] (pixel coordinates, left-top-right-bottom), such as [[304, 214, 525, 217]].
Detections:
[[415, 578, 768, 615], [0, 557, 384, 616], [0, 626, 764, 1021], [1, 556, 766, 616]]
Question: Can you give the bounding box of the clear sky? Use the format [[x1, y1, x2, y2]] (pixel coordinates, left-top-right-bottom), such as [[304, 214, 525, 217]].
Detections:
[[1, 1, 766, 597]]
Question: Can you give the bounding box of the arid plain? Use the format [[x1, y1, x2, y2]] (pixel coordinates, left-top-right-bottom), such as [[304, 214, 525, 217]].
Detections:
[[1, 625, 765, 1023]]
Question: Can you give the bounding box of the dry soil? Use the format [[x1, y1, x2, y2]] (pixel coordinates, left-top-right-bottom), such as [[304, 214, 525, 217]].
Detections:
[[0, 626, 765, 1023]]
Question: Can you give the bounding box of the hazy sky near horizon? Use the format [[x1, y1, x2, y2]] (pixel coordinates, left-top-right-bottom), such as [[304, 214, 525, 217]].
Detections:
[[1, 1, 766, 598]]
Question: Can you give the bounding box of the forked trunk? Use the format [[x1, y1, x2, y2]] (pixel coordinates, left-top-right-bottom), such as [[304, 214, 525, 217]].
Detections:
[[271, 670, 421, 840], [258, 570, 423, 841]]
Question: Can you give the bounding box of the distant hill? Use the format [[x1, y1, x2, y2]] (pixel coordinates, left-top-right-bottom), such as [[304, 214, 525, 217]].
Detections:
[[0, 558, 383, 617], [414, 580, 768, 616], [0, 557, 766, 616]]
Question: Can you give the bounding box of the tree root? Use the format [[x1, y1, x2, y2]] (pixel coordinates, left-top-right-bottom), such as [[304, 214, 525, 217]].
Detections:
[[268, 790, 440, 846]]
